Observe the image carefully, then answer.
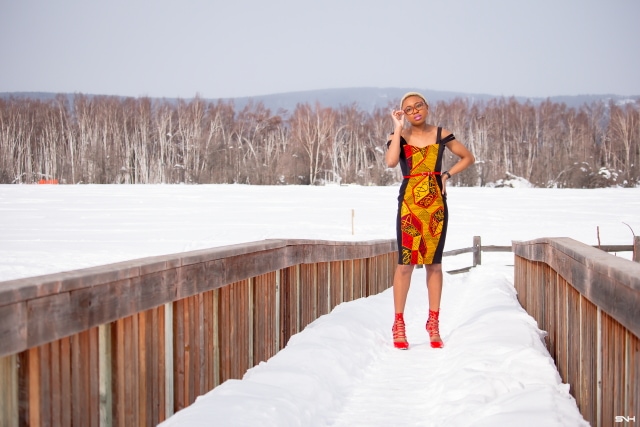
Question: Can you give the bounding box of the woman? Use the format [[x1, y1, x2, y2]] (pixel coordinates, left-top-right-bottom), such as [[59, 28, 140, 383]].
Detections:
[[386, 92, 475, 349]]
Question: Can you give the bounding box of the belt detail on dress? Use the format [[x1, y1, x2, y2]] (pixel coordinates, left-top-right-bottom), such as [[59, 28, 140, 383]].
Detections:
[[403, 172, 441, 178]]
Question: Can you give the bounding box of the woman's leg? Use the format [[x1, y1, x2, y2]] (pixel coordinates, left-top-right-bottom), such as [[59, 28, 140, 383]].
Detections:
[[425, 264, 444, 347], [393, 264, 415, 313], [425, 264, 443, 311], [391, 264, 414, 349]]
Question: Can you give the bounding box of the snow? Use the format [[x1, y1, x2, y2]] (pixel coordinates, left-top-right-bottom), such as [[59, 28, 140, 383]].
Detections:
[[2, 184, 639, 426]]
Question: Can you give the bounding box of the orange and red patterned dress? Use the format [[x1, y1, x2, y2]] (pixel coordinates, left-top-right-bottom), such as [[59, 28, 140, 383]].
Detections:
[[390, 127, 455, 265]]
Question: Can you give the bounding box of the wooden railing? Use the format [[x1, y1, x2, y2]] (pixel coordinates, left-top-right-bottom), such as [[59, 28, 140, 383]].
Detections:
[[0, 239, 396, 427], [442, 235, 512, 274], [443, 235, 637, 274], [513, 237, 640, 427], [2, 235, 637, 426]]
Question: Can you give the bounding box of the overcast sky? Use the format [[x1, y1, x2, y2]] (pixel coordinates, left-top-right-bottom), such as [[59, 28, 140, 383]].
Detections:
[[1, 0, 639, 100]]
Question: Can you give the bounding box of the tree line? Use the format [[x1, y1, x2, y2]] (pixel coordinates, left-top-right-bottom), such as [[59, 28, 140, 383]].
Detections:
[[1, 94, 638, 187]]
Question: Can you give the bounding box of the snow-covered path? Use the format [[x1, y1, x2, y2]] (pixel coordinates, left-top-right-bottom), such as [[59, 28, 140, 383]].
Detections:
[[161, 265, 588, 427], [329, 267, 586, 427]]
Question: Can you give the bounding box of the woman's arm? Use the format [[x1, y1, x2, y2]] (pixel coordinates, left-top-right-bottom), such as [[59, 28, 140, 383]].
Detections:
[[385, 110, 405, 167], [441, 129, 475, 193]]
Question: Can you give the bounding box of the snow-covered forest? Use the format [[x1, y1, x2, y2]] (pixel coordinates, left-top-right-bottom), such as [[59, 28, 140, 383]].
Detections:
[[1, 94, 638, 187]]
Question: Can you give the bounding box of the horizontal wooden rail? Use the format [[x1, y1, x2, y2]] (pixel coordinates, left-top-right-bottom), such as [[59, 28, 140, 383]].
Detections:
[[513, 237, 640, 427], [0, 239, 397, 427], [443, 235, 635, 275]]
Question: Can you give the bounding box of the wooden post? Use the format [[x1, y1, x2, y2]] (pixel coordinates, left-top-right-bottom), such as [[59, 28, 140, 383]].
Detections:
[[633, 236, 640, 263], [351, 209, 355, 235], [473, 236, 482, 267]]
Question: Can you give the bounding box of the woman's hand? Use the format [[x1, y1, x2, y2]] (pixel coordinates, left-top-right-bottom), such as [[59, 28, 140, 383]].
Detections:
[[391, 109, 405, 130], [441, 173, 449, 195]]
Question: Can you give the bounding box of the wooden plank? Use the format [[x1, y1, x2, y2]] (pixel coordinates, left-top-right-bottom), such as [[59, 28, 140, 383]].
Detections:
[[183, 296, 192, 408], [329, 261, 343, 311], [253, 273, 278, 366], [353, 259, 365, 300], [163, 302, 173, 420], [86, 328, 100, 427], [365, 258, 374, 296], [126, 315, 138, 426], [59, 337, 71, 427], [211, 290, 220, 389], [237, 281, 251, 379], [0, 302, 27, 358], [566, 286, 581, 410], [98, 324, 112, 427], [203, 290, 215, 392], [628, 332, 639, 420], [480, 245, 514, 253], [50, 339, 61, 427], [134, 315, 141, 425], [0, 354, 18, 427], [343, 260, 354, 303], [442, 247, 474, 257], [155, 305, 166, 425], [221, 250, 289, 289], [26, 292, 72, 351], [28, 347, 41, 427], [147, 309, 157, 426], [173, 299, 185, 412], [316, 263, 330, 317], [138, 311, 148, 427], [219, 281, 252, 382], [217, 286, 231, 385], [299, 264, 317, 330], [279, 266, 299, 350], [579, 296, 598, 425], [596, 244, 633, 253], [113, 318, 125, 427], [601, 312, 625, 424], [40, 344, 51, 427], [193, 294, 204, 400]]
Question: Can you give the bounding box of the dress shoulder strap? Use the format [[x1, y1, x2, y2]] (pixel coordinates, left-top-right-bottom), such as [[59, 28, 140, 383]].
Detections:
[[437, 127, 455, 145]]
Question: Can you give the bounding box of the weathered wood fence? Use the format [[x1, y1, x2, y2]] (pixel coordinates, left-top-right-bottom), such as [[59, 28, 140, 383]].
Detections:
[[2, 235, 637, 426], [513, 236, 640, 427], [0, 239, 397, 427]]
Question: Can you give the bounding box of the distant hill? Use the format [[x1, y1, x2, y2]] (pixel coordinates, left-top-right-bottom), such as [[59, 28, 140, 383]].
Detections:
[[2, 88, 638, 113]]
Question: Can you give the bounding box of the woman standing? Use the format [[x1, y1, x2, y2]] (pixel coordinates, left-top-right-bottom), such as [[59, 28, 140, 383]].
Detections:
[[386, 92, 475, 349]]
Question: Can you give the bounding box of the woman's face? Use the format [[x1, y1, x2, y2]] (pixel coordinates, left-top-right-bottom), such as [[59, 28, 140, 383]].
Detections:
[[401, 96, 428, 125]]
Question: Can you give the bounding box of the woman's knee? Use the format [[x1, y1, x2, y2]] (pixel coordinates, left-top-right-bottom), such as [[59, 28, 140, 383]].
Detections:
[[395, 265, 414, 276], [425, 264, 442, 274]]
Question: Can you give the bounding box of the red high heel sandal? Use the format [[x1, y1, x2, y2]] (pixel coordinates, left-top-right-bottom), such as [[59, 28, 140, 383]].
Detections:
[[392, 313, 409, 350], [426, 309, 444, 349]]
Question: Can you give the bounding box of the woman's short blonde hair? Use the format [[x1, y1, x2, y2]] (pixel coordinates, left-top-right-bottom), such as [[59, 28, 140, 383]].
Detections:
[[400, 92, 429, 108]]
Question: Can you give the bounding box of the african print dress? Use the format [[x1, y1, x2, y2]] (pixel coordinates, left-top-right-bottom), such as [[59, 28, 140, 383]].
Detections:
[[392, 127, 455, 265]]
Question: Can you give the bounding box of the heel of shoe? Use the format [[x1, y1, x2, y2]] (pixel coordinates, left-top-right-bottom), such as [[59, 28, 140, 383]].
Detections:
[[392, 313, 409, 350], [426, 309, 444, 349]]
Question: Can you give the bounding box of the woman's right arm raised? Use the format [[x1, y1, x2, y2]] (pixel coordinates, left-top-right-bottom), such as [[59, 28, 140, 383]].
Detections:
[[385, 109, 405, 168]]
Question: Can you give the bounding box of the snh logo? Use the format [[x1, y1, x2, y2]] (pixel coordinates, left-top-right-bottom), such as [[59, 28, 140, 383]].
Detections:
[[615, 416, 636, 423]]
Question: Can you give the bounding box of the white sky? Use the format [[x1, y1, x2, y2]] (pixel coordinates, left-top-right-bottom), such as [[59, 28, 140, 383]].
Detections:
[[1, 0, 639, 99]]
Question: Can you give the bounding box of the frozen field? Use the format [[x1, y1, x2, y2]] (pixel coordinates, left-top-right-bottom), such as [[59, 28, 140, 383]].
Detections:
[[2, 184, 638, 426]]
